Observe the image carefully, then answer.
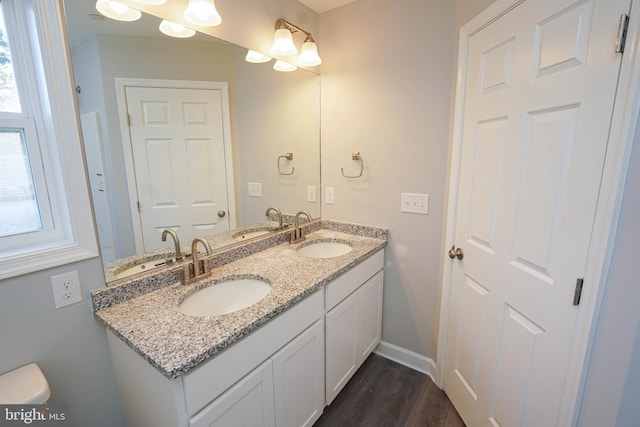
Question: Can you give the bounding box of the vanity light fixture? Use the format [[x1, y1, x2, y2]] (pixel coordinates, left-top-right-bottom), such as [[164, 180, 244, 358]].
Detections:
[[297, 36, 322, 66], [273, 60, 297, 72], [159, 20, 196, 38], [184, 0, 222, 27], [269, 18, 322, 68], [245, 50, 272, 63], [95, 0, 141, 22], [270, 22, 297, 56]]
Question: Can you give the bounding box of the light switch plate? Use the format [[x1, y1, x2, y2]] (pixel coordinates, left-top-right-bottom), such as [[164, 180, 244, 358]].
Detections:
[[248, 182, 262, 197], [325, 187, 335, 204], [401, 193, 429, 214], [307, 186, 316, 202]]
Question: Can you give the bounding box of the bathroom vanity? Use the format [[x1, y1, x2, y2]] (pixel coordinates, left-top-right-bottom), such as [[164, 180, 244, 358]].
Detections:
[[91, 221, 387, 427]]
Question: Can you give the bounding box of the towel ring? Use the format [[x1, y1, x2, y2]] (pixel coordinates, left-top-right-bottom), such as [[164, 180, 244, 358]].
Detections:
[[278, 152, 294, 175], [341, 151, 363, 178]]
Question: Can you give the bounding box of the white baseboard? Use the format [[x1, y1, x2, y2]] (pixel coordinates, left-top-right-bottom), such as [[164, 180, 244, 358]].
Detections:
[[374, 341, 437, 385]]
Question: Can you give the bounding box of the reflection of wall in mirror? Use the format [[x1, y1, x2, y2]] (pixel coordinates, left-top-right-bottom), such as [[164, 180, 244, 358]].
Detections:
[[234, 48, 321, 226]]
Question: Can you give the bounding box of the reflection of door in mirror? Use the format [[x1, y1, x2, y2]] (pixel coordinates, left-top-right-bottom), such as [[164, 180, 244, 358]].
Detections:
[[117, 79, 236, 253]]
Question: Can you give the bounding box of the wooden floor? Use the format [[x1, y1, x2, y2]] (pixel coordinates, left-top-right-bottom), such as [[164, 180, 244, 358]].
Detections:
[[315, 354, 465, 427]]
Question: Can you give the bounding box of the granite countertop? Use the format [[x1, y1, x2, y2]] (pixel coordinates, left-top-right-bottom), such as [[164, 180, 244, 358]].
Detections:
[[94, 225, 387, 380]]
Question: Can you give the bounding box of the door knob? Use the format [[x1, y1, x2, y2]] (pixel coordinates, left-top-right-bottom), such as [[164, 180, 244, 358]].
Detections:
[[448, 245, 464, 260], [217, 210, 226, 218]]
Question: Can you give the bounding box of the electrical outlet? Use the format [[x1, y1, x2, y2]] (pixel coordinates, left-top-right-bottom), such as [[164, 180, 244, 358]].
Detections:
[[307, 186, 316, 202], [51, 270, 82, 309], [401, 193, 429, 214], [248, 182, 262, 197], [325, 187, 335, 205]]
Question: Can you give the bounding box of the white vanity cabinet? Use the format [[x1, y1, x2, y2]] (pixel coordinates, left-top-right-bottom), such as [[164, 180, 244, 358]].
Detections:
[[325, 250, 384, 404], [191, 319, 324, 427], [107, 290, 324, 427]]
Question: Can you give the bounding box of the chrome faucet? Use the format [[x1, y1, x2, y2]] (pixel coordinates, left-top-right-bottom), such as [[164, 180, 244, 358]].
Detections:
[[161, 228, 182, 261], [265, 206, 283, 229], [191, 237, 213, 277], [290, 211, 312, 243]]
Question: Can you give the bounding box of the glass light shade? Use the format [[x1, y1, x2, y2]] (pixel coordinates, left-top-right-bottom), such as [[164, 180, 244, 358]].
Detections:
[[95, 0, 141, 21], [297, 41, 322, 66], [273, 60, 297, 72], [245, 50, 272, 63], [184, 0, 222, 27], [159, 20, 196, 38], [270, 28, 297, 56], [130, 0, 166, 4]]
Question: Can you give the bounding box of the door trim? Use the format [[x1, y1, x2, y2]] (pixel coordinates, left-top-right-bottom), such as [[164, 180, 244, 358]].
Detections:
[[114, 78, 237, 253], [436, 0, 640, 425]]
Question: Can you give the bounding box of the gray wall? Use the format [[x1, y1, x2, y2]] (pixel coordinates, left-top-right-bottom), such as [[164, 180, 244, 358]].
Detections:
[[0, 259, 123, 427], [319, 0, 497, 360]]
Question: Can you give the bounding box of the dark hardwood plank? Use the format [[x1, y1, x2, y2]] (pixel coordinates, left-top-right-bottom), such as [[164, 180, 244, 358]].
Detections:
[[315, 354, 465, 427]]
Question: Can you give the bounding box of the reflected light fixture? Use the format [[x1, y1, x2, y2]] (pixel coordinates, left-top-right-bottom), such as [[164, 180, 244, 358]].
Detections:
[[130, 0, 166, 4], [159, 20, 196, 38], [269, 19, 321, 69], [184, 0, 222, 27], [273, 60, 297, 72], [95, 0, 141, 22], [245, 50, 272, 63]]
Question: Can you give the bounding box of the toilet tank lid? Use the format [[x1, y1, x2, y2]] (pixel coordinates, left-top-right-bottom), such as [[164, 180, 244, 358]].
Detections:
[[0, 363, 51, 404]]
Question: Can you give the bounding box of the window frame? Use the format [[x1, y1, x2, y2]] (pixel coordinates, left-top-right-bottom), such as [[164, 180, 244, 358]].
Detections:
[[0, 0, 98, 280]]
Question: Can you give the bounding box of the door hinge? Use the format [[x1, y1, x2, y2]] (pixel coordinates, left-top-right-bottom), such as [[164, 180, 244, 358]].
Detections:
[[573, 278, 584, 306], [137, 201, 141, 213], [616, 14, 630, 53]]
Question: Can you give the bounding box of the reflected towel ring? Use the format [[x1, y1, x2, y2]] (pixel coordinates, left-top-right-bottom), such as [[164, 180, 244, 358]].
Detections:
[[341, 151, 363, 178], [278, 152, 294, 175]]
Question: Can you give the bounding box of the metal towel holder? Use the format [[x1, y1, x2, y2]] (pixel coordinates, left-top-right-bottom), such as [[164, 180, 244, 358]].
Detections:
[[341, 151, 363, 178], [278, 152, 294, 175]]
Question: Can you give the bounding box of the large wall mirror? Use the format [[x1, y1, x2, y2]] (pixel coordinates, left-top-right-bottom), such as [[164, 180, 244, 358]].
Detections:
[[63, 0, 320, 282]]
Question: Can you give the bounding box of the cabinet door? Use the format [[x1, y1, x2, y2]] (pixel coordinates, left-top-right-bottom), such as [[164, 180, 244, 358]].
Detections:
[[325, 270, 384, 404], [272, 319, 325, 427], [189, 360, 275, 427], [356, 270, 383, 361]]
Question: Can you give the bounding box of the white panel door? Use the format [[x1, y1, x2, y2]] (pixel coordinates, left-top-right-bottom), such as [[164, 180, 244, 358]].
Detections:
[[443, 0, 629, 426], [126, 85, 231, 252]]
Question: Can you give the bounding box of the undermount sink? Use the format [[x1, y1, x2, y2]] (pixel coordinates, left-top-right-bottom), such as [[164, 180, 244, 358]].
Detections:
[[297, 241, 353, 258], [232, 229, 271, 241], [178, 279, 272, 317]]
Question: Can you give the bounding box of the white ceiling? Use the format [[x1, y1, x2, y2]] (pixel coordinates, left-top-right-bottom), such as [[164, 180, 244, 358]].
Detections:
[[297, 0, 359, 14]]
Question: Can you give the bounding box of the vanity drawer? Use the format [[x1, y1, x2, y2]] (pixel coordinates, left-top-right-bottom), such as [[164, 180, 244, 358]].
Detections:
[[183, 289, 324, 417], [325, 250, 384, 310]]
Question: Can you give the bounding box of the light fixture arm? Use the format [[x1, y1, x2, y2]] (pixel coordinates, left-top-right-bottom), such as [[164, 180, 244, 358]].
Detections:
[[275, 18, 316, 43]]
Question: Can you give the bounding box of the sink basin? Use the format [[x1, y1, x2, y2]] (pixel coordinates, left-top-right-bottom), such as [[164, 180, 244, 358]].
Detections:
[[178, 279, 272, 317], [114, 258, 169, 279], [297, 241, 353, 258], [232, 229, 271, 241]]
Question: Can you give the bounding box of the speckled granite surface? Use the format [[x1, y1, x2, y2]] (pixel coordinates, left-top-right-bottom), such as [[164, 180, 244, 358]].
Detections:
[[93, 222, 387, 380]]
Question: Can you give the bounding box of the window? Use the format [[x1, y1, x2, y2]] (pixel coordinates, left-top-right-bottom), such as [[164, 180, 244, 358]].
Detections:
[[0, 0, 98, 279]]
